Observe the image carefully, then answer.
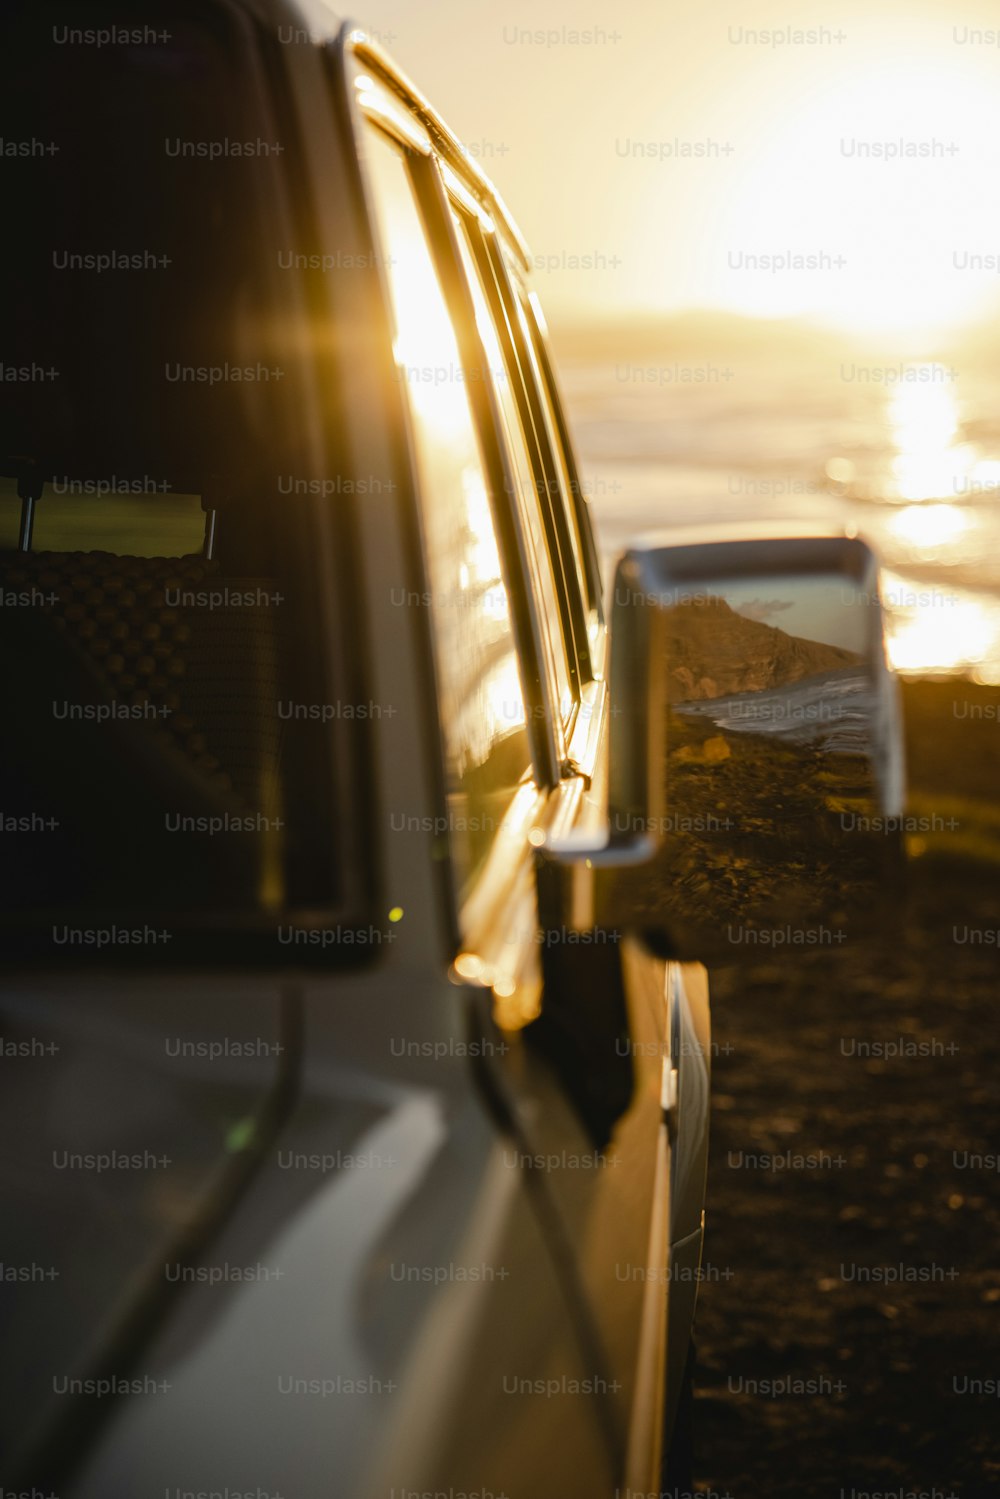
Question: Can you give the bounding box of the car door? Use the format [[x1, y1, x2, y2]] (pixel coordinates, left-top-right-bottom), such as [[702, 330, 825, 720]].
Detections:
[[488, 254, 713, 1456], [447, 216, 681, 1482], [346, 58, 682, 1488], [340, 85, 627, 1496]]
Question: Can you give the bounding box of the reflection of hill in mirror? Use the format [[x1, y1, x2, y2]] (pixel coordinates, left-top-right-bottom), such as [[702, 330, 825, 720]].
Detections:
[[601, 593, 889, 950], [664, 594, 862, 703]]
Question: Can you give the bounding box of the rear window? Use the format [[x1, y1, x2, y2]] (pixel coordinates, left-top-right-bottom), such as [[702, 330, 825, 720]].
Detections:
[[0, 5, 352, 940]]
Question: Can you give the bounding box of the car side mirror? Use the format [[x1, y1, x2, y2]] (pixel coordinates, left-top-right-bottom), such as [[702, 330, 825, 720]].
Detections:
[[537, 531, 906, 962]]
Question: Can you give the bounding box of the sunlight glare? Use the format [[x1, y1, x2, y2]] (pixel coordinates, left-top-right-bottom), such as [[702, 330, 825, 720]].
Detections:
[[886, 590, 995, 676], [712, 58, 1000, 336], [887, 503, 970, 552], [887, 383, 971, 501]]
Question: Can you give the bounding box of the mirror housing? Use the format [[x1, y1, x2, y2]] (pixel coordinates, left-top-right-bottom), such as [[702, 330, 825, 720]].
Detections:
[[538, 529, 906, 962]]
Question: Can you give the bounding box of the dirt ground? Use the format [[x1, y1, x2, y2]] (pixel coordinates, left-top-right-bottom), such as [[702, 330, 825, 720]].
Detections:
[[691, 678, 1000, 1499]]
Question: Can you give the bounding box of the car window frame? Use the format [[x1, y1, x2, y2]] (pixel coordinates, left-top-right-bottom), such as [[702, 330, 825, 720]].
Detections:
[[406, 140, 569, 786], [447, 201, 581, 730], [345, 53, 604, 933], [458, 218, 592, 704], [353, 97, 568, 811], [520, 289, 606, 632], [489, 243, 598, 682], [359, 123, 551, 895], [505, 276, 611, 781]]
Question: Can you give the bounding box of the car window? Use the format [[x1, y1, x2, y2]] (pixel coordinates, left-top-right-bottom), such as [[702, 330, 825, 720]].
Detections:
[[515, 281, 603, 634], [489, 251, 599, 678], [362, 125, 532, 896], [465, 232, 590, 680], [0, 6, 326, 1472], [0, 6, 347, 928], [450, 210, 577, 728]]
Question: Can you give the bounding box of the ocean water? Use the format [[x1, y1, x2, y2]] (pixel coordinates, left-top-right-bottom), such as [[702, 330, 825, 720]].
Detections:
[[675, 666, 875, 755], [554, 323, 1000, 680]]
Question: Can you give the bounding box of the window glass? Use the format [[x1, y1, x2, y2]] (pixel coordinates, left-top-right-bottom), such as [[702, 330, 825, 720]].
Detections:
[[452, 215, 576, 725], [363, 127, 530, 893], [0, 6, 344, 925]]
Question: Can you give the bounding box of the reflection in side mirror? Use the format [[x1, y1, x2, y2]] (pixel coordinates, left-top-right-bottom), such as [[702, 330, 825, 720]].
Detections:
[[539, 532, 906, 963]]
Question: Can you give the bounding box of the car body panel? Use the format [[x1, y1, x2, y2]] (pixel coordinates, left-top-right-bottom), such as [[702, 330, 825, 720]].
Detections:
[[0, 971, 294, 1481], [66, 974, 617, 1499]]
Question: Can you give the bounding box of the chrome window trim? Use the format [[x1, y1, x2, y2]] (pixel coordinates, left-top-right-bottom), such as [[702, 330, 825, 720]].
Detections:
[[346, 28, 532, 271], [452, 206, 580, 739], [407, 151, 567, 783], [490, 246, 595, 688]]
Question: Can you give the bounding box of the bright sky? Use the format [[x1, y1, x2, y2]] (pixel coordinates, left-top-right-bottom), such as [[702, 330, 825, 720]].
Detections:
[[352, 0, 1000, 337]]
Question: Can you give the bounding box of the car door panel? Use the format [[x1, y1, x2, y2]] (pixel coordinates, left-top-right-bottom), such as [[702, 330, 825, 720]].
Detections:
[[66, 973, 617, 1499], [0, 974, 290, 1486]]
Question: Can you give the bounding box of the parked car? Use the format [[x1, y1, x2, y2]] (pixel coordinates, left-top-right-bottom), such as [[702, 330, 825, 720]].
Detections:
[[0, 5, 903, 1496]]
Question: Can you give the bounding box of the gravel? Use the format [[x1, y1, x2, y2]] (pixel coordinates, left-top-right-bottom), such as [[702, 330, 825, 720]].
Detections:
[[691, 679, 1000, 1499]]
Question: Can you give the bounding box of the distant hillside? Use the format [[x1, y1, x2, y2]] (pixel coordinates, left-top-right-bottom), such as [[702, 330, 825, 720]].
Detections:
[[664, 595, 861, 702], [548, 309, 856, 364], [547, 308, 960, 367]]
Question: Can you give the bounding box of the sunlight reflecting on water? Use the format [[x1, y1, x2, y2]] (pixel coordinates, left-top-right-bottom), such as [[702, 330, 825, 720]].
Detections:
[[883, 569, 1000, 682], [886, 379, 1000, 504], [886, 502, 971, 553], [842, 374, 1000, 676], [888, 381, 967, 502], [563, 336, 1000, 679], [872, 379, 1000, 674]]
